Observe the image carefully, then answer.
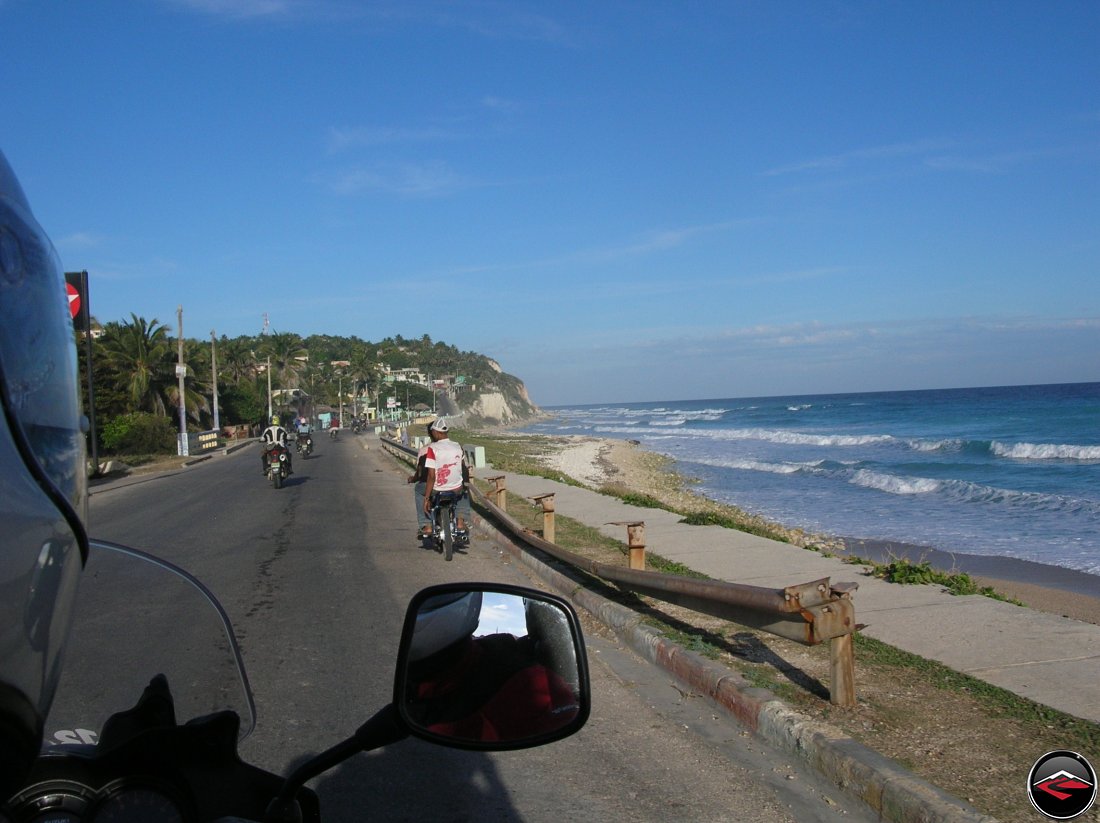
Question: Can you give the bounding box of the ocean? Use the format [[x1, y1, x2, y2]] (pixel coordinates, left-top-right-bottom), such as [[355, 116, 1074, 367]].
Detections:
[[523, 382, 1100, 579]]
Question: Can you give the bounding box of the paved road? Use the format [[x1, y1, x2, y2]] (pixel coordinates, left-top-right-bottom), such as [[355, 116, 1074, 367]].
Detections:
[[86, 439, 877, 822]]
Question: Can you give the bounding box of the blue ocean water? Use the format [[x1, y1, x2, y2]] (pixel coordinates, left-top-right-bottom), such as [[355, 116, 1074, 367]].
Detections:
[[523, 383, 1100, 577]]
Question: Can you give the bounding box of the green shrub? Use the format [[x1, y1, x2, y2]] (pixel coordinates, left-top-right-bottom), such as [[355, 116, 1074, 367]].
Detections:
[[219, 383, 265, 426], [101, 412, 177, 455], [873, 559, 1015, 600]]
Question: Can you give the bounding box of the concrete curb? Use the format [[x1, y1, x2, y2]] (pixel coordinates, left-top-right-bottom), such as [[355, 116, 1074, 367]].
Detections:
[[473, 512, 999, 823]]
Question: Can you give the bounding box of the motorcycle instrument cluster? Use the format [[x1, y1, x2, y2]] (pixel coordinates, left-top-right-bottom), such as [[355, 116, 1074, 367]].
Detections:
[[4, 777, 187, 822]]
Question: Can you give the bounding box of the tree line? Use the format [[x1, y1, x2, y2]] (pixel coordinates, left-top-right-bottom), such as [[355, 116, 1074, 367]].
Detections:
[[80, 316, 509, 455]]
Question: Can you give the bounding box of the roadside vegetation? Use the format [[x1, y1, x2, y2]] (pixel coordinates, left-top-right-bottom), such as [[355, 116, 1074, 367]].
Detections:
[[78, 316, 521, 463]]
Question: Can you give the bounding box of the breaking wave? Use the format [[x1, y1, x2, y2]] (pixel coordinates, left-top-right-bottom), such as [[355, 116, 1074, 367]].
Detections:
[[991, 441, 1100, 461], [849, 470, 942, 495]]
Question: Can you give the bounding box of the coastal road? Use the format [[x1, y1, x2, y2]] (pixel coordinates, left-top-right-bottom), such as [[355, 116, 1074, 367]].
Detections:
[[86, 437, 875, 822]]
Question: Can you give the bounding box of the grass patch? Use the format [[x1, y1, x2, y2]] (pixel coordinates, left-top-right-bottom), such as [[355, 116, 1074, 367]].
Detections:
[[652, 624, 725, 660], [645, 553, 710, 579], [599, 488, 667, 509], [678, 510, 792, 542]]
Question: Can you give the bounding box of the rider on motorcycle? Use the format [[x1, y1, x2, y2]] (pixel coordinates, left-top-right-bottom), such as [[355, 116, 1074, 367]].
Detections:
[[261, 414, 292, 475], [0, 149, 90, 797], [295, 416, 313, 454], [422, 418, 471, 541]]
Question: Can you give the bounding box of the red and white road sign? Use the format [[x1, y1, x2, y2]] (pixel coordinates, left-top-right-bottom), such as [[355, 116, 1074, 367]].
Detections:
[[66, 282, 81, 320]]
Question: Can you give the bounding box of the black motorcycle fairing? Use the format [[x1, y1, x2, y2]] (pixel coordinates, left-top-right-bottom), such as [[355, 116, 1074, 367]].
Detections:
[[2, 542, 316, 822], [44, 541, 255, 746], [9, 683, 319, 822]]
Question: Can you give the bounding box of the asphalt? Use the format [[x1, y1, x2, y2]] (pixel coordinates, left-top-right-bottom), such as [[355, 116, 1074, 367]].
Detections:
[[98, 442, 1098, 822]]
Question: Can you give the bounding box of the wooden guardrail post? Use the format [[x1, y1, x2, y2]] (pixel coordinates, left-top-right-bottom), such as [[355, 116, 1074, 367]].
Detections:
[[626, 522, 646, 570], [828, 582, 858, 707], [487, 475, 507, 512], [531, 493, 556, 544], [609, 521, 646, 570]]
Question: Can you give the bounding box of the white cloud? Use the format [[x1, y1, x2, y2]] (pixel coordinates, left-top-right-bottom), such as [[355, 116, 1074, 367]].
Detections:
[[321, 161, 477, 197], [326, 125, 459, 153], [58, 231, 106, 248], [167, 0, 304, 20], [762, 139, 955, 177]]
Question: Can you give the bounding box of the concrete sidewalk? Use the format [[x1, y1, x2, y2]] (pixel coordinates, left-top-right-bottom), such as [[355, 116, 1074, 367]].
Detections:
[[474, 466, 1100, 726]]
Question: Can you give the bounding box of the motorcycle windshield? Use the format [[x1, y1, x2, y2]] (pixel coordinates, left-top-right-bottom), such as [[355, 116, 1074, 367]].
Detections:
[[43, 539, 256, 748]]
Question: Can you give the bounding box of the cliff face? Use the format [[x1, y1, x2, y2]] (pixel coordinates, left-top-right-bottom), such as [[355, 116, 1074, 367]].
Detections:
[[464, 391, 522, 424], [460, 373, 542, 426]]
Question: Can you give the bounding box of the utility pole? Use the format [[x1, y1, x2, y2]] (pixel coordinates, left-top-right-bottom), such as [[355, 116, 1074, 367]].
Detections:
[[175, 306, 187, 454], [266, 356, 273, 422], [210, 330, 220, 432]]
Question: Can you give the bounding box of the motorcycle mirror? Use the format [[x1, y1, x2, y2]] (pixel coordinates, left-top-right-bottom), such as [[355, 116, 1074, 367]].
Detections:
[[267, 584, 591, 821], [393, 583, 591, 751]]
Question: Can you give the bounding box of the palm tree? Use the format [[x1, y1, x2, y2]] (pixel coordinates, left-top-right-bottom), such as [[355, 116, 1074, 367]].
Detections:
[[257, 331, 308, 391], [347, 348, 378, 413], [98, 314, 209, 423], [217, 336, 259, 386], [98, 314, 174, 416]]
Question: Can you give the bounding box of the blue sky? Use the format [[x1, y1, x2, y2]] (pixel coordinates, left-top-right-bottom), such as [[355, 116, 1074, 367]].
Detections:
[[3, 0, 1097, 406]]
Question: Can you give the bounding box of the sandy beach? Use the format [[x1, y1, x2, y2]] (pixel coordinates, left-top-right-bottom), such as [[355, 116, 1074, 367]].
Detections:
[[534, 434, 1100, 626]]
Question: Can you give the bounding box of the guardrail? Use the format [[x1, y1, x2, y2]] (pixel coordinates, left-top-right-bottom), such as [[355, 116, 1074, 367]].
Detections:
[[379, 436, 862, 706]]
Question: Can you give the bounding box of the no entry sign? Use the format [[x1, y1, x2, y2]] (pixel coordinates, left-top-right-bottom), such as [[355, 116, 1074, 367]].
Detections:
[[64, 271, 89, 331]]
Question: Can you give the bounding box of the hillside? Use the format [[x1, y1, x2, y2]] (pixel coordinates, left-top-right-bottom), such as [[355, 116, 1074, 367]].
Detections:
[[298, 333, 541, 426]]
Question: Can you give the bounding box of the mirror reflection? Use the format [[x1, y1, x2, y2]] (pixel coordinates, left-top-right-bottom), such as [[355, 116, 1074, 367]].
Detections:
[[401, 590, 583, 745]]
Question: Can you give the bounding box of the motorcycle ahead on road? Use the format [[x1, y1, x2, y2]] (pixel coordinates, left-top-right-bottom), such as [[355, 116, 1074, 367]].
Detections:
[[296, 434, 313, 458], [264, 443, 291, 488], [4, 541, 590, 822], [424, 490, 468, 562]]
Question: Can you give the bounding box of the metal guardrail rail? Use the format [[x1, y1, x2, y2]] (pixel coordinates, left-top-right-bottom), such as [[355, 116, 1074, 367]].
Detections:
[[379, 436, 861, 706]]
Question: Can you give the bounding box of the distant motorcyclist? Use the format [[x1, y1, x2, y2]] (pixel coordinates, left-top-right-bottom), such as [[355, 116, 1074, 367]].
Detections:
[[295, 416, 313, 454], [260, 415, 292, 474], [0, 149, 90, 796]]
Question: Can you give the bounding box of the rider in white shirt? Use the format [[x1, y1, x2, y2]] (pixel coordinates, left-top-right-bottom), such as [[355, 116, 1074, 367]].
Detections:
[[422, 418, 471, 537]]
